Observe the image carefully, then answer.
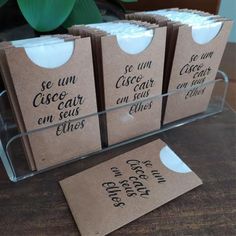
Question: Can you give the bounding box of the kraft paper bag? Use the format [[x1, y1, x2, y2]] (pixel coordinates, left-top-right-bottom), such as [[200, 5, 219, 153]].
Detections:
[[60, 139, 202, 236], [69, 21, 166, 147], [0, 35, 76, 169], [0, 42, 36, 169], [163, 20, 232, 123], [0, 36, 101, 170], [126, 9, 233, 124]]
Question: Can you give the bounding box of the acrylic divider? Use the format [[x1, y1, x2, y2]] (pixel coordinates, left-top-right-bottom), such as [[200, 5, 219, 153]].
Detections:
[[0, 71, 229, 182]]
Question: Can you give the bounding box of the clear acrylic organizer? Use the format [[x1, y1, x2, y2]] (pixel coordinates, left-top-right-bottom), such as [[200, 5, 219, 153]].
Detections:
[[0, 70, 228, 182]]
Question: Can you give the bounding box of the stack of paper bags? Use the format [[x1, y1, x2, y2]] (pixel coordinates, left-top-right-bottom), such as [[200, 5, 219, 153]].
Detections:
[[0, 35, 101, 170], [127, 9, 233, 124], [69, 21, 167, 146]]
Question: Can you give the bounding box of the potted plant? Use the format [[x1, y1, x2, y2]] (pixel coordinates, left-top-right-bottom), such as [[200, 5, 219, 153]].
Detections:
[[0, 0, 137, 33]]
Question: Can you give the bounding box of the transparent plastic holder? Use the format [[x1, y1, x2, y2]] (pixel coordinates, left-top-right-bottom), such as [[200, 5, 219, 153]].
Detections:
[[0, 71, 228, 182]]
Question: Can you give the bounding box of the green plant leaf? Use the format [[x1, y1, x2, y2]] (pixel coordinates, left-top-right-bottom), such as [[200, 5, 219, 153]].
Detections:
[[0, 0, 8, 7], [63, 0, 102, 28], [17, 0, 76, 32]]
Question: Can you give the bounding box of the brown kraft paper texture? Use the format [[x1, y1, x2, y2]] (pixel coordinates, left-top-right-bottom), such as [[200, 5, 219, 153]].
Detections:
[[60, 139, 202, 236]]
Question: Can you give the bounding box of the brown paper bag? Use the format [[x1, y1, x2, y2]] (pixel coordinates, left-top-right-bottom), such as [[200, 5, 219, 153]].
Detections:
[[0, 37, 102, 170], [126, 10, 233, 124], [70, 22, 166, 146], [60, 139, 202, 236]]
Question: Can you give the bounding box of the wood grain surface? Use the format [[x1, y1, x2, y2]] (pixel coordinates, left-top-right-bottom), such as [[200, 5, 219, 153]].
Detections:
[[0, 104, 235, 236]]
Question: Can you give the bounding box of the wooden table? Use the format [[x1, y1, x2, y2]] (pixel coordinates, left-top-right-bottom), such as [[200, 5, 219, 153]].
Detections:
[[0, 44, 236, 236]]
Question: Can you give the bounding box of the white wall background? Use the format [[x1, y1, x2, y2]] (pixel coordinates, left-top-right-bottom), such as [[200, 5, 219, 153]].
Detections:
[[219, 0, 236, 42]]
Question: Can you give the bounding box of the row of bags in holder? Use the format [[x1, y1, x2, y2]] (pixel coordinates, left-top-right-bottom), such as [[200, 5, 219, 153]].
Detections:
[[0, 8, 232, 172]]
